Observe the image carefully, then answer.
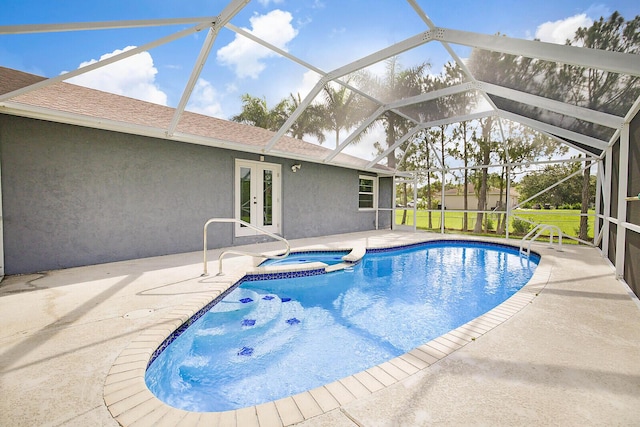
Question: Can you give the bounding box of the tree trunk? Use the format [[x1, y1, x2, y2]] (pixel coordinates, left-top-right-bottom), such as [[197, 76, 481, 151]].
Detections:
[[475, 160, 488, 233], [386, 114, 396, 169], [578, 160, 591, 241], [474, 119, 492, 233], [497, 166, 505, 234], [401, 182, 408, 225]]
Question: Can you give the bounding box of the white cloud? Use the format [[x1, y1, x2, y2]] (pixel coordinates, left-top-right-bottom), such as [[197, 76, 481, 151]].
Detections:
[[216, 9, 298, 79], [535, 13, 593, 45], [342, 124, 386, 162], [65, 46, 168, 105], [257, 0, 284, 6], [295, 70, 322, 99], [186, 78, 225, 118]]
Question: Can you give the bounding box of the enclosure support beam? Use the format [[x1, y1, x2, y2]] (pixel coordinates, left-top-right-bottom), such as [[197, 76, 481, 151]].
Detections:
[[439, 27, 640, 77], [512, 166, 587, 210], [602, 146, 613, 259], [366, 124, 424, 169], [0, 17, 217, 34], [266, 30, 433, 153], [478, 81, 624, 129], [497, 111, 608, 151], [166, 0, 249, 137], [615, 123, 630, 279], [0, 22, 214, 102], [594, 160, 603, 246], [166, 26, 217, 137]]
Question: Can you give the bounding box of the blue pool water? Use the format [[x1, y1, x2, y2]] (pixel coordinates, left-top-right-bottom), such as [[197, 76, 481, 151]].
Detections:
[[260, 250, 349, 266], [145, 241, 539, 412]]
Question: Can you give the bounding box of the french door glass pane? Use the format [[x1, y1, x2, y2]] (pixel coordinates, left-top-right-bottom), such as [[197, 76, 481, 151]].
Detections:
[[240, 167, 251, 225], [263, 169, 273, 226]]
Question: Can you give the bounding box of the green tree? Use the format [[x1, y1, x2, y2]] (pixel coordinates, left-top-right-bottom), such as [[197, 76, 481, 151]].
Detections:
[[366, 57, 432, 168], [285, 92, 327, 144], [230, 94, 287, 130], [552, 12, 640, 240], [320, 77, 372, 148], [518, 162, 595, 209], [450, 120, 476, 231], [402, 130, 438, 227], [471, 117, 497, 233]]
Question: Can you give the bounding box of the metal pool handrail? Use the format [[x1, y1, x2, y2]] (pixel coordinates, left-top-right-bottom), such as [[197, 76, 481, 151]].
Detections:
[[202, 218, 290, 276], [519, 223, 563, 257]]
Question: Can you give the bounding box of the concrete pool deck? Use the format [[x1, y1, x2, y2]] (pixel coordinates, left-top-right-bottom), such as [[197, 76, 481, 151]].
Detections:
[[1, 230, 639, 426]]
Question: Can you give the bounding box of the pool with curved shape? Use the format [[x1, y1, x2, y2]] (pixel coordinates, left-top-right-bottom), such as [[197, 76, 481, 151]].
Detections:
[[144, 240, 539, 413]]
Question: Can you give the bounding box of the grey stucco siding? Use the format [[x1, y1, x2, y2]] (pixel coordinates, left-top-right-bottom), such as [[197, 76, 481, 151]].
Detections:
[[282, 162, 378, 239], [0, 115, 390, 275], [1, 115, 234, 274]]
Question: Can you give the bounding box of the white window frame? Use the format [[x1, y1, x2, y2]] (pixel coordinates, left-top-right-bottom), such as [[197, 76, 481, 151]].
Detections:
[[358, 175, 377, 211]]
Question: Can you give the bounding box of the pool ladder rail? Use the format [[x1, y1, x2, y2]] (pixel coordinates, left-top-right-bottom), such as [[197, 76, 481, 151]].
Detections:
[[202, 218, 290, 276], [519, 223, 563, 258]]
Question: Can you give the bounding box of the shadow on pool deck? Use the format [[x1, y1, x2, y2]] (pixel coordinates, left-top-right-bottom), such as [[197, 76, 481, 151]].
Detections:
[[1, 230, 639, 426]]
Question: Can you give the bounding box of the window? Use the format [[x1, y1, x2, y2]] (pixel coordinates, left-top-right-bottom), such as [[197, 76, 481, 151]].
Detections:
[[359, 175, 376, 210]]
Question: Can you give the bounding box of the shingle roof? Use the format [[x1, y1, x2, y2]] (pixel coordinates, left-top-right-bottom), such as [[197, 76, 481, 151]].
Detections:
[[0, 66, 391, 173]]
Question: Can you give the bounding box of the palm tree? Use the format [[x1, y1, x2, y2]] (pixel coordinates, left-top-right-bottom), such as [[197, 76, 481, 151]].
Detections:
[[320, 77, 372, 148], [366, 57, 431, 168], [230, 94, 287, 131], [285, 92, 327, 144]]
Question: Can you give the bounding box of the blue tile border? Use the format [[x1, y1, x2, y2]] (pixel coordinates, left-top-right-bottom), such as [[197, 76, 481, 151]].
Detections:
[[243, 267, 326, 281], [368, 239, 541, 262], [146, 239, 539, 368]]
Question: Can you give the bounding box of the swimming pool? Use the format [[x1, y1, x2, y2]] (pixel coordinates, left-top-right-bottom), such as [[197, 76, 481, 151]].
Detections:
[[145, 240, 539, 412]]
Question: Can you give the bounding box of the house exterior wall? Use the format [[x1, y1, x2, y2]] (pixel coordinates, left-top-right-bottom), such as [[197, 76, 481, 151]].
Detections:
[[0, 115, 388, 275], [444, 193, 518, 210]]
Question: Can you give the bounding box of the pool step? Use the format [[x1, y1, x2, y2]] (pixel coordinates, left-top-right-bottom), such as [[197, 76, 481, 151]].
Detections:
[[342, 246, 366, 263], [248, 246, 366, 275]]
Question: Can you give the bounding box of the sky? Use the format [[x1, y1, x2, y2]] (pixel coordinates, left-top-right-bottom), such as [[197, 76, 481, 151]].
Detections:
[[1, 0, 638, 160]]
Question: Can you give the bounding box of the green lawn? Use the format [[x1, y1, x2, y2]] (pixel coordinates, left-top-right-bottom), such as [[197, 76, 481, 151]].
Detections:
[[395, 209, 596, 240]]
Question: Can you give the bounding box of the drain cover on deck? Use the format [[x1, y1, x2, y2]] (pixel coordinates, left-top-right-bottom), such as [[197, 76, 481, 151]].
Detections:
[[123, 309, 155, 319]]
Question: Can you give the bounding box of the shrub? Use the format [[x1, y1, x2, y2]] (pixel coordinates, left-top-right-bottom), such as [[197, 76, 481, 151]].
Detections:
[[512, 218, 532, 234], [485, 217, 494, 231]]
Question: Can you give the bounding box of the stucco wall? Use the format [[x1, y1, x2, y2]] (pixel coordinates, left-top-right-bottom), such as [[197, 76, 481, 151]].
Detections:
[[0, 115, 389, 275], [282, 164, 378, 238]]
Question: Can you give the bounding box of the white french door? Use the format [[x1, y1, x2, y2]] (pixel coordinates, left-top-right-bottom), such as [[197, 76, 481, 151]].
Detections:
[[235, 159, 281, 237]]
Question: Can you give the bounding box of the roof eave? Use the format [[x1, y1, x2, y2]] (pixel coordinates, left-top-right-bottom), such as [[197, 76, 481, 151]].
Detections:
[[0, 101, 391, 175]]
